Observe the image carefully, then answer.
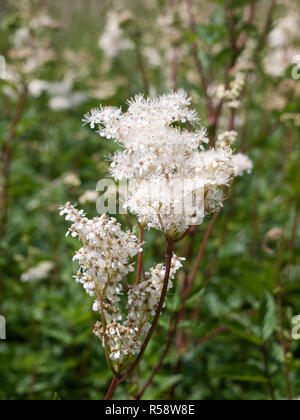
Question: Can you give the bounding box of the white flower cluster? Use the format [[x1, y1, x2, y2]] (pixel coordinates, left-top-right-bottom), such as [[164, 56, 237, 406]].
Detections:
[[99, 10, 133, 59], [20, 261, 54, 283], [217, 130, 238, 148], [264, 11, 300, 77], [94, 256, 184, 361], [79, 190, 99, 205], [232, 153, 253, 177], [29, 79, 86, 111], [217, 130, 253, 178], [64, 172, 81, 187], [60, 202, 184, 362], [216, 73, 245, 109], [6, 3, 59, 84], [83, 90, 235, 233], [59, 202, 142, 307]]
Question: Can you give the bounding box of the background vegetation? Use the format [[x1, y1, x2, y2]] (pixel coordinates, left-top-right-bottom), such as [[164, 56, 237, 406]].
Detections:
[[0, 0, 299, 400]]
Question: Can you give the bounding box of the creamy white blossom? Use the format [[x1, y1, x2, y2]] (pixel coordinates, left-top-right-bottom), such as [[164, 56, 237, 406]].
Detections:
[[99, 11, 134, 58], [84, 91, 235, 233], [79, 190, 99, 204], [94, 255, 184, 361], [21, 261, 54, 283], [217, 131, 238, 148], [232, 153, 253, 177], [264, 12, 300, 77], [60, 202, 184, 362], [64, 172, 81, 187], [216, 73, 245, 109]]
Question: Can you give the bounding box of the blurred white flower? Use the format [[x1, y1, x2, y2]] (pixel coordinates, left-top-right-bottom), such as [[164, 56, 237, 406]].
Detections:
[[232, 153, 253, 177], [28, 75, 87, 110], [216, 73, 245, 109], [21, 261, 54, 283], [264, 12, 300, 77], [64, 172, 81, 187], [49, 92, 87, 111], [99, 11, 134, 58], [217, 131, 238, 148], [79, 190, 99, 204]]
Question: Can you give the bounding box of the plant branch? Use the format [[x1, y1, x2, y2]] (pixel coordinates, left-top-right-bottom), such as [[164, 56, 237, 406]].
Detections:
[[104, 239, 174, 400], [261, 344, 276, 401], [135, 210, 220, 399], [186, 0, 215, 125], [134, 32, 150, 95], [254, 0, 278, 62]]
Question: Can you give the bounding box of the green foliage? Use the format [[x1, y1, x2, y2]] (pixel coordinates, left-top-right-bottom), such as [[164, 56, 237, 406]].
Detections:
[[0, 0, 299, 401]]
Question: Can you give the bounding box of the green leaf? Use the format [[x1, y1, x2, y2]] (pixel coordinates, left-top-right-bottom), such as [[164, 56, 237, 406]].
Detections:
[[226, 325, 264, 346], [185, 288, 205, 307], [222, 374, 268, 384], [216, 364, 268, 384], [259, 291, 277, 341]]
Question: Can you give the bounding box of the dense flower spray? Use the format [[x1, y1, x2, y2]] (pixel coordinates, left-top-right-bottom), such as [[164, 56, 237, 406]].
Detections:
[[83, 90, 237, 233], [62, 90, 252, 374], [60, 202, 183, 363]]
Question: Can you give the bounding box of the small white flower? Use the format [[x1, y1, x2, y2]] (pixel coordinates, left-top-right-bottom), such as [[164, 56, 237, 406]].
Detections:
[[232, 153, 253, 177]]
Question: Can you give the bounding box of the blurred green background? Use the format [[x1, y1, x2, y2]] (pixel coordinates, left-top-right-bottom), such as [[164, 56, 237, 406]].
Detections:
[[0, 0, 299, 400]]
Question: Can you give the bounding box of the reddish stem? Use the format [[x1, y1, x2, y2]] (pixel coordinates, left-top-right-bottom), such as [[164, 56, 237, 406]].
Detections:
[[136, 210, 220, 399], [104, 376, 119, 401], [104, 240, 174, 400]]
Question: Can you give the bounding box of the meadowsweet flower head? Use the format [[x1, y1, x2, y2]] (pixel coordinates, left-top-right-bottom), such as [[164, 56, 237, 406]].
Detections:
[[94, 255, 184, 362], [84, 91, 235, 233], [60, 202, 184, 363], [59, 202, 142, 305]]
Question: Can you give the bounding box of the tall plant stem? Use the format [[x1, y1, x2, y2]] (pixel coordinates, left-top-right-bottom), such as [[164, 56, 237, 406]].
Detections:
[[289, 205, 299, 258], [261, 344, 276, 400], [275, 241, 293, 401], [134, 32, 150, 95], [186, 0, 215, 125], [98, 293, 118, 377], [276, 291, 292, 400], [255, 0, 278, 60], [136, 210, 220, 399], [104, 240, 174, 400]]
